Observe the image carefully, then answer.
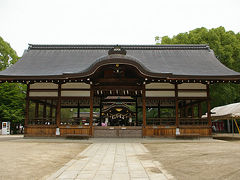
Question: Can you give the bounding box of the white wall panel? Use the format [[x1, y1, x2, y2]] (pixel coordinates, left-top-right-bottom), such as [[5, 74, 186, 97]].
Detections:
[[178, 91, 207, 97], [146, 91, 175, 97], [61, 91, 90, 97], [178, 83, 206, 89], [146, 83, 174, 89], [30, 83, 58, 89], [62, 83, 90, 89], [29, 92, 58, 97]]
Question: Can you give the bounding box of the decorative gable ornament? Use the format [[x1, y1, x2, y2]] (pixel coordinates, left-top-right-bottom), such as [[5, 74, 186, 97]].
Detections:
[[108, 45, 127, 55]]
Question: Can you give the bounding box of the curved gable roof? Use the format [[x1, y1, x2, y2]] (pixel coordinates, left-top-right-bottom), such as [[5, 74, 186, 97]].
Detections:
[[0, 44, 240, 80]]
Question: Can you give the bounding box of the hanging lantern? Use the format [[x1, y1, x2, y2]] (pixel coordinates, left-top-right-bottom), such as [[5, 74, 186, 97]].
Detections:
[[116, 108, 122, 112], [129, 117, 132, 123]]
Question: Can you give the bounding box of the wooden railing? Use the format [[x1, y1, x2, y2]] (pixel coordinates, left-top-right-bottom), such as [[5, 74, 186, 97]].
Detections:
[[28, 118, 56, 125], [179, 118, 208, 126], [60, 117, 90, 126], [147, 118, 176, 126], [147, 117, 209, 126]]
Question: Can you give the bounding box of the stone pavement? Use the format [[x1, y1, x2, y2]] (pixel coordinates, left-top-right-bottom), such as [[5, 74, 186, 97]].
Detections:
[[47, 142, 171, 180]]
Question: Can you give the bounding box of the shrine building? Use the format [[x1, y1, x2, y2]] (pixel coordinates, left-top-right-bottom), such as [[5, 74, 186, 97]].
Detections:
[[0, 44, 240, 137]]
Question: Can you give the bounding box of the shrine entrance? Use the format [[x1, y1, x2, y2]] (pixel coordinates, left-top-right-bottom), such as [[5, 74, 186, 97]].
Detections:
[[91, 63, 144, 137], [101, 102, 135, 126]]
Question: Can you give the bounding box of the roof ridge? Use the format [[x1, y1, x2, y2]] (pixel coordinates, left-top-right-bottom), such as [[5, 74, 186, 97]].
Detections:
[[28, 44, 209, 50]]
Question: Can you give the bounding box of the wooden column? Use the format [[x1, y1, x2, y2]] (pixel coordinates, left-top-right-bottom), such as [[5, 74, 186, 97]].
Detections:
[[89, 86, 94, 136], [24, 84, 30, 126], [49, 100, 53, 124], [56, 83, 61, 127], [175, 84, 179, 127], [35, 102, 39, 119], [77, 100, 80, 118], [142, 85, 147, 136], [99, 97, 102, 126], [207, 84, 211, 127], [227, 119, 231, 133], [136, 97, 138, 126]]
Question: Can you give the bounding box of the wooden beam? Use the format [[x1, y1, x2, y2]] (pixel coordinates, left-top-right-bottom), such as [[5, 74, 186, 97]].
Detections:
[[77, 100, 80, 118], [207, 84, 211, 127], [56, 84, 61, 127], [136, 97, 138, 126], [142, 85, 146, 136], [102, 99, 136, 103], [25, 84, 30, 126], [89, 85, 94, 136], [95, 78, 139, 83], [175, 84, 179, 127], [93, 85, 142, 90]]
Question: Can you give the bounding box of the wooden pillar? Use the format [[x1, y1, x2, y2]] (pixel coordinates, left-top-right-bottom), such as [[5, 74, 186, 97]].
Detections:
[[227, 119, 231, 133], [136, 97, 138, 126], [25, 84, 30, 126], [56, 83, 61, 127], [175, 84, 179, 127], [35, 102, 39, 118], [55, 106, 57, 123], [89, 86, 94, 136], [207, 84, 211, 127], [49, 100, 53, 124], [77, 100, 80, 118], [142, 85, 147, 136], [99, 97, 102, 126]]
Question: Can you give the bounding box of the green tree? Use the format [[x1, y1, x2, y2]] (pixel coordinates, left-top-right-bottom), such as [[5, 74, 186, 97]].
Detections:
[[156, 26, 240, 109], [0, 83, 26, 123], [0, 36, 18, 70], [0, 36, 26, 132]]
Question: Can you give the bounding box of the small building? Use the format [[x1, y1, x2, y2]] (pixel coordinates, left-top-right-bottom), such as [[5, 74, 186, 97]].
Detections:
[[0, 44, 240, 137], [203, 102, 240, 133]]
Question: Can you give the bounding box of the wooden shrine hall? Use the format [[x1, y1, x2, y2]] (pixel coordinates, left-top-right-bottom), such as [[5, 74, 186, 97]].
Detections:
[[0, 44, 240, 137]]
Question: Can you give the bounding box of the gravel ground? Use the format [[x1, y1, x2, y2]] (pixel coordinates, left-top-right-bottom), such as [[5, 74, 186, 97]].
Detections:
[[1, 135, 240, 180], [0, 136, 89, 180], [144, 140, 240, 180]]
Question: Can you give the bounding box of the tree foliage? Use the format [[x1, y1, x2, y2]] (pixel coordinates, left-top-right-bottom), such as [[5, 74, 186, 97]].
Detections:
[[156, 27, 240, 109], [0, 83, 26, 123], [0, 36, 18, 71], [0, 36, 26, 127]]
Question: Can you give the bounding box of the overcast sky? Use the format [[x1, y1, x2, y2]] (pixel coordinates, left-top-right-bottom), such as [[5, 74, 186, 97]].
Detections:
[[1, 0, 240, 56]]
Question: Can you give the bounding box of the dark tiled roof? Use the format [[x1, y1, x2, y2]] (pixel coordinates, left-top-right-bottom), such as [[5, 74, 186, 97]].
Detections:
[[28, 44, 210, 50], [0, 44, 240, 79]]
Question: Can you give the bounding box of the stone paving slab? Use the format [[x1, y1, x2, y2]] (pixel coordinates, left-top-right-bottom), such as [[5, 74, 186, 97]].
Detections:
[[47, 142, 171, 180]]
